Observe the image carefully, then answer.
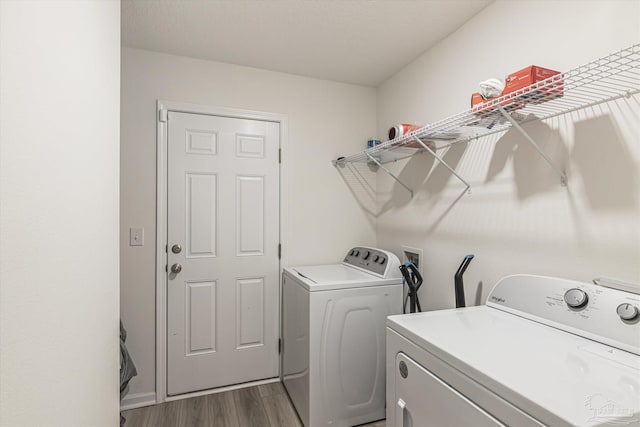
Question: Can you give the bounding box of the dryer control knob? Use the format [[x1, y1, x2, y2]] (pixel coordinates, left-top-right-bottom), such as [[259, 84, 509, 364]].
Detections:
[[363, 251, 370, 260], [564, 288, 589, 309], [379, 257, 386, 265], [617, 303, 639, 321], [373, 255, 380, 262]]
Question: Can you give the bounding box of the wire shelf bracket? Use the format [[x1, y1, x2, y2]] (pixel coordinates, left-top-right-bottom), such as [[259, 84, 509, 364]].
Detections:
[[365, 152, 414, 198], [412, 137, 472, 192], [495, 105, 568, 186]]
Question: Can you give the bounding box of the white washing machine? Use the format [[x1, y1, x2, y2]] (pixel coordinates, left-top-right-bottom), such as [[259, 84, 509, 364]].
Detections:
[[282, 246, 403, 427], [386, 275, 640, 426]]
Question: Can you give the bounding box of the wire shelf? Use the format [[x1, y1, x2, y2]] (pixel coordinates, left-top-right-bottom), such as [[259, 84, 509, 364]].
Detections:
[[334, 44, 640, 166]]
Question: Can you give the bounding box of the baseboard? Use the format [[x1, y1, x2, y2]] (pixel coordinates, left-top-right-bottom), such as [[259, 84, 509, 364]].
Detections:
[[120, 392, 157, 411]]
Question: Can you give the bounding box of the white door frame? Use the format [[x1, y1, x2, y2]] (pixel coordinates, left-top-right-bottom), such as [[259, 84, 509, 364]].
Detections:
[[155, 100, 288, 403]]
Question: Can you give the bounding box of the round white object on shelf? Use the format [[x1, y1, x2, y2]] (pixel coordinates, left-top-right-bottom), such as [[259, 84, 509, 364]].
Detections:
[[479, 78, 505, 99]]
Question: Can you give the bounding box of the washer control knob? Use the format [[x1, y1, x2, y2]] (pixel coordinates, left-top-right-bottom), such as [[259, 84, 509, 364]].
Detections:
[[373, 255, 380, 262], [349, 249, 355, 256], [354, 250, 360, 257], [379, 257, 386, 265], [363, 251, 370, 260], [617, 303, 639, 321], [564, 288, 589, 309]]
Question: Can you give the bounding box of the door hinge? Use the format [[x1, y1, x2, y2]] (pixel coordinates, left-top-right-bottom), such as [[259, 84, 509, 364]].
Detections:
[[278, 148, 282, 164], [165, 264, 168, 273], [278, 243, 281, 259], [165, 244, 168, 253], [278, 338, 283, 354], [159, 109, 168, 123]]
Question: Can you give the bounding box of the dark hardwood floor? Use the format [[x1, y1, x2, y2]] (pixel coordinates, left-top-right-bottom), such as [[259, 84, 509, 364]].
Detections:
[[122, 382, 386, 427]]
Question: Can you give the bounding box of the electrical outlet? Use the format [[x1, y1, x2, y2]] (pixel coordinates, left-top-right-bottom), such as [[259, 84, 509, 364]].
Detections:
[[401, 246, 423, 274], [130, 227, 144, 246]]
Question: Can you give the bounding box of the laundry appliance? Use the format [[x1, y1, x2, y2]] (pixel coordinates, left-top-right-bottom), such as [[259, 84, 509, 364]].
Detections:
[[387, 274, 640, 426], [282, 247, 403, 427]]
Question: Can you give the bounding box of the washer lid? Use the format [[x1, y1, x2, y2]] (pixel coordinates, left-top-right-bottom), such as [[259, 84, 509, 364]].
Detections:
[[387, 307, 640, 426], [286, 265, 402, 291]]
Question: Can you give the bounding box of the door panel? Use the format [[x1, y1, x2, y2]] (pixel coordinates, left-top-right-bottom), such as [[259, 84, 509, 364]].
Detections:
[[186, 130, 218, 155], [236, 176, 265, 256], [186, 280, 217, 354], [186, 173, 218, 258], [167, 111, 280, 395], [237, 277, 265, 348], [236, 134, 265, 158]]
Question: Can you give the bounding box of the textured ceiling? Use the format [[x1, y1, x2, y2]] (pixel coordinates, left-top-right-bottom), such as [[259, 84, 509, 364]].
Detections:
[[122, 0, 493, 87]]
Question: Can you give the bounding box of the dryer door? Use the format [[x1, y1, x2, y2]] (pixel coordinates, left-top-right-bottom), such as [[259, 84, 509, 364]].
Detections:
[[313, 284, 402, 426], [394, 352, 505, 427]]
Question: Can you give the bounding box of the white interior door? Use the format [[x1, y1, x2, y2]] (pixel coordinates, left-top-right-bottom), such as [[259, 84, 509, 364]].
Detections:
[[166, 111, 280, 395]]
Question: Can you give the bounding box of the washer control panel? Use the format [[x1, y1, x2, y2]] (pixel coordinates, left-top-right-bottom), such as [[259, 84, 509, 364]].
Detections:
[[487, 275, 640, 355], [343, 246, 400, 278]]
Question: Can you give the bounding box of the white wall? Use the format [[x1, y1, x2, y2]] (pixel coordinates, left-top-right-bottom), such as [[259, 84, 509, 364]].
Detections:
[[0, 1, 120, 426], [120, 48, 377, 400], [375, 0, 640, 311]]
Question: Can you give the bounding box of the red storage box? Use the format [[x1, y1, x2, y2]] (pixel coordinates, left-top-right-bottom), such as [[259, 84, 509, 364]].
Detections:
[[504, 65, 564, 102]]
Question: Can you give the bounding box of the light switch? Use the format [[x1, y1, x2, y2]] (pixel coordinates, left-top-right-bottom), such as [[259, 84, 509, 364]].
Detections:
[[130, 227, 144, 246]]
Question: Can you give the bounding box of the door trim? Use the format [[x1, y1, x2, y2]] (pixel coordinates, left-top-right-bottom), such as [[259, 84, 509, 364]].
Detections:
[[155, 100, 289, 403]]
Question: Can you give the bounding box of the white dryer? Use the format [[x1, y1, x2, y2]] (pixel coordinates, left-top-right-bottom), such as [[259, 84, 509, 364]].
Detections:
[[386, 275, 640, 426], [282, 247, 403, 427]]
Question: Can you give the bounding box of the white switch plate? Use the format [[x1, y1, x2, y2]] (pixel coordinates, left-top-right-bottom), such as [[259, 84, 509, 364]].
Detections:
[[130, 227, 144, 246]]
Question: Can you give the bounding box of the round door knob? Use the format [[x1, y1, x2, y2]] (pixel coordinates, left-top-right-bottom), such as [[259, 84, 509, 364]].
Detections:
[[617, 303, 639, 321], [564, 288, 588, 309], [171, 263, 182, 274], [171, 244, 182, 254]]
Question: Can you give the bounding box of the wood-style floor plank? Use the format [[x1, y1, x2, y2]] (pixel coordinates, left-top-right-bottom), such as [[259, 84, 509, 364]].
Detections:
[[233, 386, 271, 426], [206, 391, 241, 427], [122, 383, 385, 427], [262, 392, 302, 427], [162, 399, 183, 426], [182, 395, 211, 427], [258, 381, 284, 398]]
